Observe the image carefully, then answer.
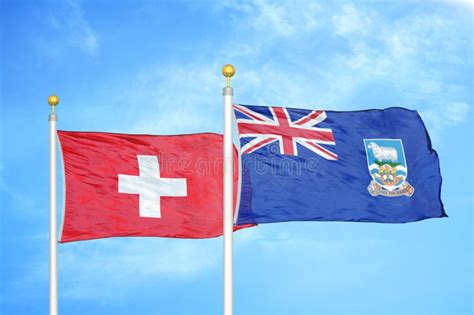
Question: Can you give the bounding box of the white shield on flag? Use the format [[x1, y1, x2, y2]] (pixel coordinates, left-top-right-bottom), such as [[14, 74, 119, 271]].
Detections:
[[363, 139, 414, 197]]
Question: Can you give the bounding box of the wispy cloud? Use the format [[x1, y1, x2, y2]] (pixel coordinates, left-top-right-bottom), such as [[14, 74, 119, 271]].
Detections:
[[332, 3, 374, 37], [11, 237, 221, 302], [0, 163, 36, 213], [124, 63, 224, 135], [221, 0, 322, 37], [67, 1, 471, 140], [36, 0, 99, 59], [420, 101, 471, 142], [210, 2, 473, 122]]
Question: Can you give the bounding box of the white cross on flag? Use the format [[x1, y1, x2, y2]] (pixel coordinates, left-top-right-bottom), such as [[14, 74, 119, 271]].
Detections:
[[118, 155, 187, 218], [58, 131, 251, 242]]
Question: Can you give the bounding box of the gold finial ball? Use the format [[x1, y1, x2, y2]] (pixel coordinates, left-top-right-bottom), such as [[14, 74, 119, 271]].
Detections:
[[48, 95, 59, 107], [222, 64, 235, 78]]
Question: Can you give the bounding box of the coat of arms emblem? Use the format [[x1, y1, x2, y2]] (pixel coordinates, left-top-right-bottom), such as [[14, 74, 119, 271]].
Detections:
[[364, 139, 414, 197]]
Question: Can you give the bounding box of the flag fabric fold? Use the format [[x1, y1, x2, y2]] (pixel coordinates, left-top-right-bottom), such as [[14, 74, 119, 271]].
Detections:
[[233, 105, 446, 225]]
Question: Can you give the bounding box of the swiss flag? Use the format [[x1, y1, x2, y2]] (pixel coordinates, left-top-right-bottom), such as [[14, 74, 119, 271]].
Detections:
[[58, 131, 251, 243]]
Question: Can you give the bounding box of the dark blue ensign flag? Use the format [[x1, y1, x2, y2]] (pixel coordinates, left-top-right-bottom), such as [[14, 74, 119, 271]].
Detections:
[[233, 104, 446, 225]]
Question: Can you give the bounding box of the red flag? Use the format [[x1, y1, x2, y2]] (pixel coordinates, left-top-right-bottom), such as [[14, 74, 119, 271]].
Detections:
[[58, 131, 250, 242]]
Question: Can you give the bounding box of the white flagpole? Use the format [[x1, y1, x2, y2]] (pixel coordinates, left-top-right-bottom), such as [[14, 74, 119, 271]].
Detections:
[[222, 64, 235, 315], [48, 95, 59, 315]]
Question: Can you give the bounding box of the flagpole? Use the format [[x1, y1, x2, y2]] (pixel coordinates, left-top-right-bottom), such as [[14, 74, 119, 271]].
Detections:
[[222, 64, 235, 315], [48, 95, 59, 315]]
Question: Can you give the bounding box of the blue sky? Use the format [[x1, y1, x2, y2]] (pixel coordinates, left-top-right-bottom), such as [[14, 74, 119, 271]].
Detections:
[[1, 1, 473, 314]]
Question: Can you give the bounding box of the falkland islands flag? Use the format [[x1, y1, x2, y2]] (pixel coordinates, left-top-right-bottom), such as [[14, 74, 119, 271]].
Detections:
[[233, 104, 446, 225], [58, 131, 250, 242]]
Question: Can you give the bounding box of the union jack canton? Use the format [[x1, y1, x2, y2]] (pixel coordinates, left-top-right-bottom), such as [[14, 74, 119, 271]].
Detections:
[[233, 104, 338, 160]]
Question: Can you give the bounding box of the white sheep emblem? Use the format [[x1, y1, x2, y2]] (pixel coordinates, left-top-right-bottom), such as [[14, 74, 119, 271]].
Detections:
[[367, 142, 398, 163]]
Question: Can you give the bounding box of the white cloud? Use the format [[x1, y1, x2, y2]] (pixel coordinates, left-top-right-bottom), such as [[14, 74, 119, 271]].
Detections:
[[420, 102, 471, 143], [68, 1, 470, 134], [12, 237, 221, 302], [221, 0, 322, 37], [61, 0, 99, 55], [212, 2, 471, 117], [385, 12, 465, 62], [332, 3, 374, 37], [118, 62, 224, 135], [444, 102, 471, 123], [37, 0, 99, 58]]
